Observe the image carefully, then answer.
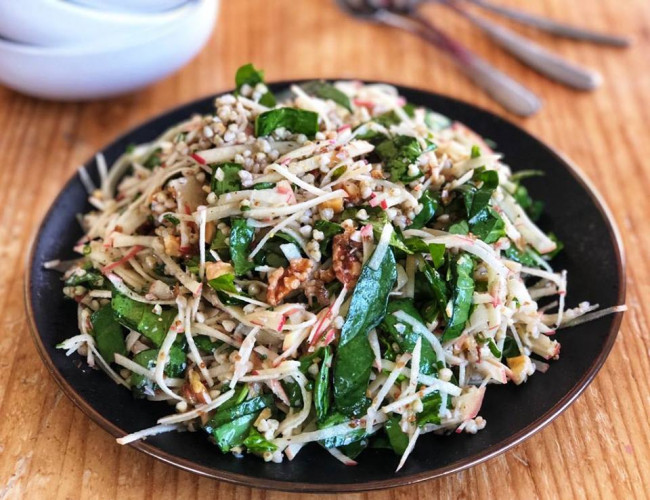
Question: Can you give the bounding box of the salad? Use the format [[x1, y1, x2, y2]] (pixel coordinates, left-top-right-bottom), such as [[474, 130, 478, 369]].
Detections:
[[53, 64, 622, 469]]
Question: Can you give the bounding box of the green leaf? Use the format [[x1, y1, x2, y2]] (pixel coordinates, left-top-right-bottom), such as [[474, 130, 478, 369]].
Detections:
[[194, 335, 220, 353], [163, 214, 180, 225], [318, 413, 368, 449], [143, 148, 162, 169], [229, 218, 255, 276], [111, 292, 177, 347], [470, 207, 506, 244], [64, 270, 104, 287], [471, 145, 481, 158], [504, 245, 539, 267], [298, 347, 325, 373], [255, 108, 319, 138], [208, 273, 239, 294], [235, 63, 276, 106], [416, 391, 443, 426], [487, 338, 502, 358], [211, 163, 242, 195], [90, 305, 126, 363], [385, 416, 408, 455], [333, 247, 397, 417], [210, 229, 230, 259], [252, 182, 276, 190], [130, 346, 186, 398], [467, 169, 499, 221], [502, 336, 521, 358], [206, 395, 273, 431], [380, 299, 438, 375], [213, 412, 259, 453], [419, 257, 449, 319], [243, 428, 277, 453], [374, 103, 416, 128], [429, 243, 446, 269], [513, 184, 544, 222], [301, 80, 352, 112], [314, 346, 332, 422], [375, 135, 435, 182], [449, 220, 469, 235], [510, 169, 544, 183], [441, 254, 475, 342], [281, 379, 304, 407], [408, 190, 439, 230]]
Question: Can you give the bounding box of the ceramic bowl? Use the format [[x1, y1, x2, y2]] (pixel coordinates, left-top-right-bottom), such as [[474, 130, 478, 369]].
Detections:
[[0, 0, 218, 100]]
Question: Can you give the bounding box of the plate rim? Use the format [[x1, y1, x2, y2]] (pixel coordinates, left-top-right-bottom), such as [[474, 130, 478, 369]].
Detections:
[[24, 81, 627, 493]]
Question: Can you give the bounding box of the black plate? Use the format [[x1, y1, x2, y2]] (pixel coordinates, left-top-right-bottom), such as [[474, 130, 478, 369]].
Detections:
[[26, 82, 626, 492]]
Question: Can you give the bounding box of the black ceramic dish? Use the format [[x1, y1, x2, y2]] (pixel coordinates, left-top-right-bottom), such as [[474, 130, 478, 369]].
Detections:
[[26, 82, 626, 492]]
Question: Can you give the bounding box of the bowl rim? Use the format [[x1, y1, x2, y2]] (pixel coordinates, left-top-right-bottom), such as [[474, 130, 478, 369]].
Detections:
[[24, 81, 627, 493], [0, 0, 216, 55]]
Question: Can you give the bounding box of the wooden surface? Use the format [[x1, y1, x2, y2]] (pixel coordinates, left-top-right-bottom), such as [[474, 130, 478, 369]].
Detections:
[[1, 0, 649, 498]]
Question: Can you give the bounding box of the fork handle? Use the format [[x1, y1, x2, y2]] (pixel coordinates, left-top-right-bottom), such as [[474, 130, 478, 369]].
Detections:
[[467, 0, 630, 47], [378, 10, 541, 116], [446, 2, 602, 90]]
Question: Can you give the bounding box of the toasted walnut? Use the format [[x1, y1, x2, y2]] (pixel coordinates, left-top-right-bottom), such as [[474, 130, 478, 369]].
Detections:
[[315, 267, 336, 283], [304, 279, 330, 307], [337, 181, 361, 203], [266, 258, 314, 306], [370, 169, 384, 179], [332, 230, 362, 287], [163, 234, 181, 257]]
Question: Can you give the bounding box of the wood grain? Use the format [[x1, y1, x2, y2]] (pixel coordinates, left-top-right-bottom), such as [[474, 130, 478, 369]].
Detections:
[[1, 0, 649, 498]]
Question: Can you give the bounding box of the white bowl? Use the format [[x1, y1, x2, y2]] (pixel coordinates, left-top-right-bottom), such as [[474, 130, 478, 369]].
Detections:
[[0, 0, 201, 46], [66, 0, 191, 14], [0, 0, 219, 100]]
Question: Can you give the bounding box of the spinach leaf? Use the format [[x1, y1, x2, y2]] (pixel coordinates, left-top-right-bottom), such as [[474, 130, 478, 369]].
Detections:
[[194, 335, 220, 353], [213, 412, 259, 453], [208, 273, 239, 295], [429, 243, 446, 269], [111, 292, 177, 347], [65, 270, 104, 287], [211, 162, 242, 195], [419, 258, 449, 321], [243, 428, 277, 453], [513, 184, 544, 222], [375, 135, 435, 182], [504, 245, 539, 267], [229, 218, 255, 276], [130, 346, 186, 398], [208, 395, 273, 430], [301, 80, 352, 112], [90, 305, 126, 363], [448, 220, 469, 235], [313, 219, 343, 255], [502, 336, 521, 358], [298, 347, 324, 373], [333, 246, 397, 417], [379, 299, 438, 375], [210, 229, 230, 259], [255, 108, 319, 138], [314, 346, 332, 422], [408, 190, 439, 229], [467, 169, 499, 221], [234, 63, 276, 107], [470, 207, 506, 244], [281, 379, 304, 407], [374, 103, 416, 128], [416, 391, 443, 426], [441, 254, 475, 342], [319, 413, 368, 449], [385, 415, 408, 455]]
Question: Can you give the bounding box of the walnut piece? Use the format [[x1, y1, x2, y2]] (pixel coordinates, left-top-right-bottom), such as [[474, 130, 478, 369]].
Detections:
[[332, 229, 362, 288], [266, 258, 314, 306]]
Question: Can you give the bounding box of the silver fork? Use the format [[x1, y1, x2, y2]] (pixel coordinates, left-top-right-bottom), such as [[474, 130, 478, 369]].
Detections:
[[336, 0, 542, 116]]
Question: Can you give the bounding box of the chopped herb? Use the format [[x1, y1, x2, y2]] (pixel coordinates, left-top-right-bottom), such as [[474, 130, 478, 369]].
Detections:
[[301, 80, 352, 112], [255, 108, 319, 138]]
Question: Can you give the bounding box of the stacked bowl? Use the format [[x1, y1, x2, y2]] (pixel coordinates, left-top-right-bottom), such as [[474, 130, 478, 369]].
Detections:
[[0, 0, 219, 100]]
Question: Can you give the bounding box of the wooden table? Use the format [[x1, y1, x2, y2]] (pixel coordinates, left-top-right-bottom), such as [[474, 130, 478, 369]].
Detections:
[[1, 0, 649, 498]]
